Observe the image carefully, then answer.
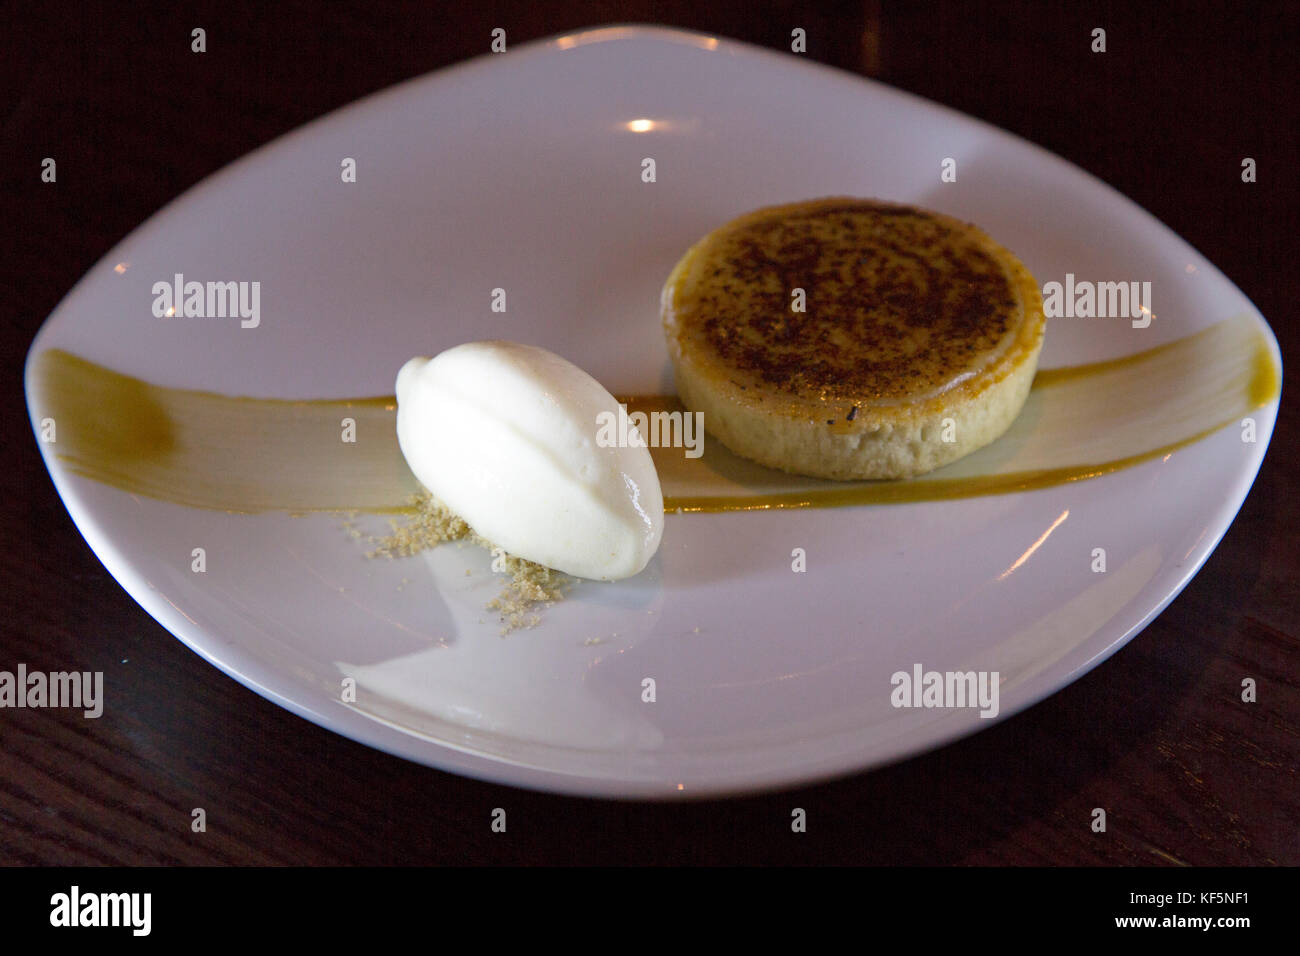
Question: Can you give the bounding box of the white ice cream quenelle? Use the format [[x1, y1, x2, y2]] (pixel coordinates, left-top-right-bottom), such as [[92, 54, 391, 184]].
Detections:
[[395, 341, 664, 580]]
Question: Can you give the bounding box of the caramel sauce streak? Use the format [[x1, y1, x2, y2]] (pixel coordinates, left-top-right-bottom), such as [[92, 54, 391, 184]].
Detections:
[[29, 316, 1278, 515]]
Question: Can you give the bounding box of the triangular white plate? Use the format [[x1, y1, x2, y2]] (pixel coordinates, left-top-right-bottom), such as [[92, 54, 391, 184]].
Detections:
[[26, 25, 1280, 797]]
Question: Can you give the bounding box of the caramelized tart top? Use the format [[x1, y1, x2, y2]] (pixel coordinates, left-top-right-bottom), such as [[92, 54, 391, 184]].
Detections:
[[663, 198, 1044, 414]]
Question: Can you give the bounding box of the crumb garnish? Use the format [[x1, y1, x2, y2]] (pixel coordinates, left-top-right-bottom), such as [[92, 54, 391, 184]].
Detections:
[[360, 491, 573, 634]]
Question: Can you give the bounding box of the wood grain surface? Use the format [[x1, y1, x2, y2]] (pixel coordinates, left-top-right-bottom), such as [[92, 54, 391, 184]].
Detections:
[[2, 0, 1295, 865]]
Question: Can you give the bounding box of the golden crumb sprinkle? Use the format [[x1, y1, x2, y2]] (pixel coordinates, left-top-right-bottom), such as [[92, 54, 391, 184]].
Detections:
[[364, 493, 472, 558], [361, 491, 572, 633]]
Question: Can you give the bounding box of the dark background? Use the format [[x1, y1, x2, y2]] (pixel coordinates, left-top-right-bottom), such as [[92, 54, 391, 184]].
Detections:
[[2, 1, 1295, 864]]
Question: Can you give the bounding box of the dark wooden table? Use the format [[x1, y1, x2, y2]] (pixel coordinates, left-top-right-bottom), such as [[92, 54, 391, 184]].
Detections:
[[3, 1, 1295, 865]]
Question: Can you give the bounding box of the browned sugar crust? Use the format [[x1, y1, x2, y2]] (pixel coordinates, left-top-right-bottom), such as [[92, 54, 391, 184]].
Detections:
[[673, 200, 1022, 404]]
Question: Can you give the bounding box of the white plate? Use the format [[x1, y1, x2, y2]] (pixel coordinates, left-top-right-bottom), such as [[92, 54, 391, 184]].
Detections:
[[25, 25, 1281, 798]]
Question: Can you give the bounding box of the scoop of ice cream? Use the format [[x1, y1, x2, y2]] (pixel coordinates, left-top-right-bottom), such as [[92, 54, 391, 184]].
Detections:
[[395, 341, 663, 581]]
